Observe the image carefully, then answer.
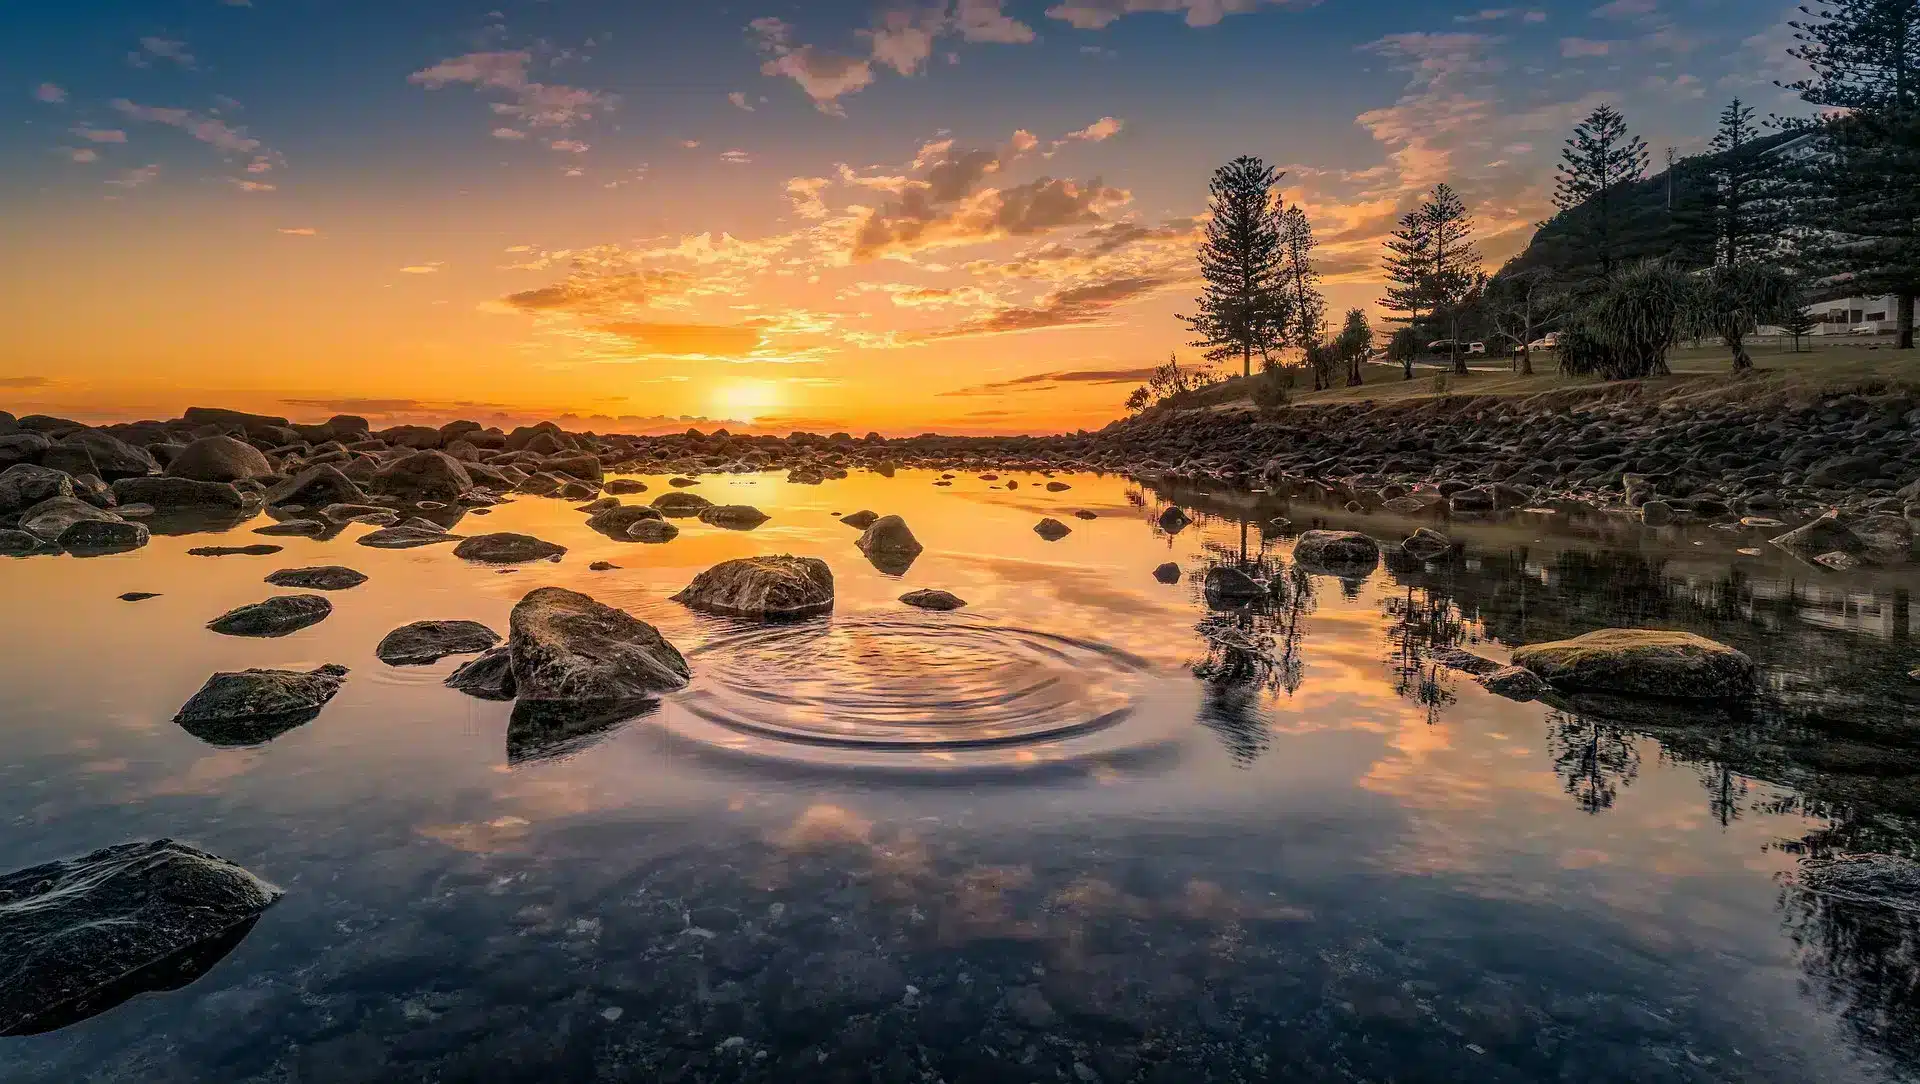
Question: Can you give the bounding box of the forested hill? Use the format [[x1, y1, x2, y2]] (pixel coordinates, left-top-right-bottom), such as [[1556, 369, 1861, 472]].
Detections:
[[1495, 129, 1801, 281]]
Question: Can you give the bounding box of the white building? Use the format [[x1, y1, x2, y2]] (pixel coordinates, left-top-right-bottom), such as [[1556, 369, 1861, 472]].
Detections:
[[1759, 133, 1906, 335]]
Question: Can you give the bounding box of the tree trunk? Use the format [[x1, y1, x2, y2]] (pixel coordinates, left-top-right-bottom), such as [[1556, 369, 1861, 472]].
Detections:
[[1519, 345, 1533, 376], [1450, 312, 1467, 376], [1899, 293, 1915, 350], [1243, 343, 1252, 379], [1731, 333, 1751, 372]]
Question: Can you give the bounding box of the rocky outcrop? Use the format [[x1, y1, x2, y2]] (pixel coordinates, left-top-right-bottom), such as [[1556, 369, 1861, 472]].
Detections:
[[508, 587, 691, 703], [671, 555, 834, 619], [1512, 628, 1754, 700], [452, 533, 566, 563], [206, 594, 333, 637], [900, 588, 966, 611], [164, 436, 272, 483], [0, 840, 282, 1037], [265, 566, 367, 591], [375, 620, 501, 665]]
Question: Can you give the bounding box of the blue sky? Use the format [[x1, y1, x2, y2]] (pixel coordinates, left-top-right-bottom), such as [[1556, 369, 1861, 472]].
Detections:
[[3, 0, 1809, 431]]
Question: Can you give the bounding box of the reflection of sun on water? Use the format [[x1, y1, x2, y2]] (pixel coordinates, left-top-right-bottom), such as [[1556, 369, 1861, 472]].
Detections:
[[711, 379, 782, 423]]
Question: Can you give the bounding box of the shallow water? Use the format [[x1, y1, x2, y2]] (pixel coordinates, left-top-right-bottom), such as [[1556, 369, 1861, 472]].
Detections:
[[3, 468, 1919, 1083]]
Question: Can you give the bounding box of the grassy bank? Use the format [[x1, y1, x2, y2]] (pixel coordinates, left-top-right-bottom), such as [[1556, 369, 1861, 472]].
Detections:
[[1172, 337, 1920, 414]]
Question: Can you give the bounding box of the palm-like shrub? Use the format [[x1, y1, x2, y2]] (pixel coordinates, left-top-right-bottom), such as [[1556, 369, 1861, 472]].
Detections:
[[1579, 259, 1691, 379], [1689, 262, 1798, 371]]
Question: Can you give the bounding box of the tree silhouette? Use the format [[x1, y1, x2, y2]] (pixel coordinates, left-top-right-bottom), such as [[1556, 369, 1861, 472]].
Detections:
[[1182, 156, 1289, 377], [1552, 104, 1650, 280]]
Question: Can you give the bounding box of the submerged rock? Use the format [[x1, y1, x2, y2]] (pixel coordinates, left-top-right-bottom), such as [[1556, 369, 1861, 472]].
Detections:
[[0, 839, 282, 1037], [699, 504, 771, 530], [453, 532, 566, 564], [252, 518, 327, 537], [376, 620, 501, 665], [604, 479, 648, 495], [1045, 481, 1072, 492], [840, 509, 880, 530], [1152, 562, 1182, 585], [1033, 517, 1072, 541], [172, 663, 349, 745], [1434, 648, 1503, 676], [118, 592, 161, 602], [1479, 665, 1551, 701], [1770, 510, 1865, 556], [187, 544, 282, 557], [900, 587, 966, 610], [1293, 530, 1381, 576], [651, 491, 714, 517], [206, 594, 333, 637], [446, 645, 515, 700], [508, 587, 691, 704], [627, 518, 679, 543], [1512, 628, 1754, 700], [1401, 528, 1455, 561], [672, 555, 834, 620]]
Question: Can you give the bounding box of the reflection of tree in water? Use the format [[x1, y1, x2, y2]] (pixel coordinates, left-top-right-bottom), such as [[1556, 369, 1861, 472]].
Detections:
[[1780, 878, 1920, 1067], [1192, 540, 1316, 766], [1380, 585, 1468, 725], [1545, 710, 1642, 815]]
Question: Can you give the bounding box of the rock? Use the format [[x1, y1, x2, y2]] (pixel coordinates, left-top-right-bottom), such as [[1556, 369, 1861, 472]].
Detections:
[[651, 491, 714, 517], [1512, 628, 1754, 700], [840, 510, 880, 530], [1045, 481, 1072, 492], [857, 515, 923, 560], [1770, 510, 1865, 555], [545, 454, 603, 483], [589, 560, 618, 571], [19, 496, 121, 541], [1293, 530, 1380, 576], [0, 530, 43, 554], [1157, 507, 1192, 533], [0, 464, 74, 517], [1852, 513, 1913, 557], [265, 464, 367, 508], [118, 592, 161, 602], [671, 556, 834, 620], [900, 588, 966, 611], [376, 620, 502, 665], [1152, 562, 1181, 585], [110, 477, 249, 512], [1788, 853, 1920, 915], [0, 840, 282, 1037], [164, 436, 272, 483], [453, 533, 566, 564], [58, 518, 148, 553], [1003, 985, 1058, 1030], [1449, 489, 1494, 513], [188, 544, 282, 557], [508, 587, 691, 703], [253, 519, 326, 537], [55, 430, 157, 480], [604, 479, 648, 495], [319, 502, 391, 524], [699, 504, 770, 530], [1639, 499, 1673, 526], [446, 645, 516, 700], [172, 663, 349, 736], [586, 504, 665, 539], [0, 433, 51, 470], [368, 451, 472, 502], [1401, 528, 1455, 561], [1479, 665, 1551, 701], [1434, 648, 1503, 676], [264, 566, 367, 591], [577, 496, 621, 515], [1203, 566, 1264, 601], [627, 518, 679, 543], [207, 594, 333, 637], [1814, 550, 1861, 571], [1382, 495, 1427, 514], [357, 521, 461, 549], [1034, 517, 1072, 541], [1073, 509, 1098, 520]]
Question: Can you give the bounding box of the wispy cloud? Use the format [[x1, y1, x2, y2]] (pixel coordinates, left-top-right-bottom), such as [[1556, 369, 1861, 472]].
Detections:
[[1042, 0, 1321, 31], [0, 376, 50, 389], [410, 51, 614, 129], [938, 366, 1158, 394], [278, 227, 318, 236], [112, 99, 265, 156], [748, 2, 1036, 115], [72, 127, 126, 143], [106, 163, 161, 188], [33, 83, 66, 104], [129, 37, 195, 69]]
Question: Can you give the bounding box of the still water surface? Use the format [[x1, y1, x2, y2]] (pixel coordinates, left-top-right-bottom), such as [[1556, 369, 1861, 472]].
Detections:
[[3, 469, 1917, 1082]]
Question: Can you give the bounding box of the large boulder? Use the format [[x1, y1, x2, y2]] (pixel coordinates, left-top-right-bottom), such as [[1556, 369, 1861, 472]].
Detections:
[[0, 463, 75, 517], [0, 840, 282, 1037], [453, 532, 565, 563], [544, 454, 603, 483], [264, 464, 367, 508], [18, 496, 120, 542], [206, 594, 333, 637], [1293, 530, 1381, 576], [508, 587, 691, 704], [55, 430, 157, 480], [164, 436, 273, 483], [0, 433, 51, 470], [856, 515, 922, 558], [1512, 628, 1754, 700], [671, 556, 834, 620], [172, 663, 349, 745], [368, 450, 472, 502], [111, 477, 250, 512], [376, 620, 501, 665], [378, 424, 442, 450]]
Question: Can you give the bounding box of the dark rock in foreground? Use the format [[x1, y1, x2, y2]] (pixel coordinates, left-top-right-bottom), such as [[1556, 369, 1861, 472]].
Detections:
[[206, 594, 333, 637], [900, 588, 966, 611], [172, 664, 348, 746], [265, 566, 367, 591], [1152, 562, 1181, 585], [509, 587, 691, 704], [452, 532, 565, 564], [59, 518, 149, 554], [1512, 628, 1754, 701], [0, 839, 282, 1037], [1034, 517, 1072, 541], [1157, 506, 1192, 533], [446, 645, 515, 700], [19, 496, 120, 542], [376, 620, 501, 665], [672, 555, 834, 620]]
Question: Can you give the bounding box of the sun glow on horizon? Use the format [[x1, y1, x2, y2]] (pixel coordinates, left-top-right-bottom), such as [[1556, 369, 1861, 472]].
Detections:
[[711, 379, 784, 423]]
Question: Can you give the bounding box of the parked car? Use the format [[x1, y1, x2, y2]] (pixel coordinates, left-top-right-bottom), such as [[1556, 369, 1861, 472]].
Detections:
[[1428, 340, 1486, 357], [1526, 333, 1560, 351], [1849, 324, 1883, 336]]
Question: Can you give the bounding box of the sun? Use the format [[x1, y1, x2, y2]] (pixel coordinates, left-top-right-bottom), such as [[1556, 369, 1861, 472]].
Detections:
[[711, 379, 783, 423]]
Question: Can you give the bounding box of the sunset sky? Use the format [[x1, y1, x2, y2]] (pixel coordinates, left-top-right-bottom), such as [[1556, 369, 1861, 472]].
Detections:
[[7, 0, 1805, 434]]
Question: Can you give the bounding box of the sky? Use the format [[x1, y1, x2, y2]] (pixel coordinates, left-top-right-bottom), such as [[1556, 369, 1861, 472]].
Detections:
[[4, 0, 1811, 435]]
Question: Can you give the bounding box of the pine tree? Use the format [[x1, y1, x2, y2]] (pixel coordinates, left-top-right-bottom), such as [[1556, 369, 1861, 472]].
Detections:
[[1424, 184, 1483, 375], [1552, 105, 1650, 281], [1781, 0, 1920, 349], [1181, 156, 1289, 377], [1334, 309, 1373, 386], [1706, 98, 1774, 266], [1276, 205, 1328, 387], [1380, 209, 1433, 381]]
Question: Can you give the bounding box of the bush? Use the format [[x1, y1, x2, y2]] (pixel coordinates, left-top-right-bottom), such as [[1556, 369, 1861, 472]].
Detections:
[[1125, 353, 1223, 415], [1556, 316, 1610, 376], [1582, 259, 1689, 379], [1251, 369, 1292, 415], [1688, 263, 1797, 371]]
